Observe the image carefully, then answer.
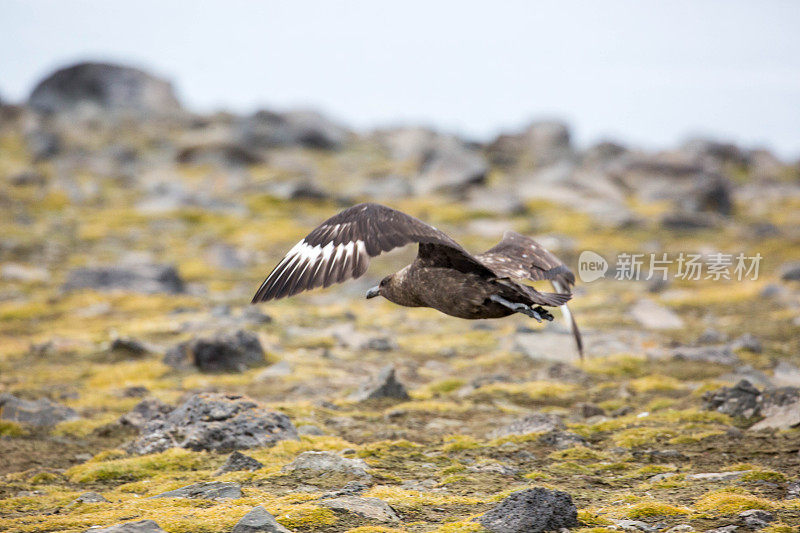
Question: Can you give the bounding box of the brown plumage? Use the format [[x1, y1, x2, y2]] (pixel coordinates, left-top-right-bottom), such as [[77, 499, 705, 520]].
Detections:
[[252, 203, 583, 357]]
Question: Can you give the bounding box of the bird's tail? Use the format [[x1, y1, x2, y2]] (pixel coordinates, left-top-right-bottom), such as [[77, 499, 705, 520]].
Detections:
[[552, 281, 584, 360]]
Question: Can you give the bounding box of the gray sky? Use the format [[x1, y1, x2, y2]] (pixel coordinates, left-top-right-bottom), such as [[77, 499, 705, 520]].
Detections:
[[2, 0, 799, 158]]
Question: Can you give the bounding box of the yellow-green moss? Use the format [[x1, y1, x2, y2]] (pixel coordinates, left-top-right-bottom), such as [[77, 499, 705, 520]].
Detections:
[[277, 506, 338, 528], [625, 500, 690, 519], [431, 520, 485, 532], [66, 448, 209, 483], [441, 435, 482, 452], [548, 446, 609, 462], [739, 470, 787, 483], [0, 420, 25, 436], [524, 470, 552, 481], [695, 490, 775, 514]]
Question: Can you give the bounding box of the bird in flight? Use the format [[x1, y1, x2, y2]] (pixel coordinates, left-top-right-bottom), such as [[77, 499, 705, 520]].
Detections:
[[252, 203, 583, 357]]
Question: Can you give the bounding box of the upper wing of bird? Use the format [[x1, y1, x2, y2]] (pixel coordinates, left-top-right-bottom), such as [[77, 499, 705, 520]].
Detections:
[[251, 203, 484, 302], [476, 231, 576, 288], [477, 231, 584, 358]]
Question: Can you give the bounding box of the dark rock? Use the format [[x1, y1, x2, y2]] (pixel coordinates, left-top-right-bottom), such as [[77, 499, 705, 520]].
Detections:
[[232, 506, 293, 533], [89, 520, 166, 533], [612, 406, 634, 417], [239, 109, 349, 150], [415, 141, 488, 195], [126, 393, 298, 454], [318, 496, 400, 522], [348, 366, 410, 402], [738, 509, 773, 530], [63, 264, 185, 294], [703, 380, 762, 418], [29, 62, 180, 115], [672, 345, 738, 365], [779, 261, 800, 281], [0, 393, 78, 426], [176, 142, 263, 167], [268, 181, 330, 201], [10, 170, 47, 187], [120, 386, 149, 398], [611, 156, 733, 215], [538, 430, 587, 449], [577, 402, 606, 418], [149, 481, 242, 500], [681, 138, 750, 167], [164, 330, 266, 372], [119, 397, 173, 429], [240, 306, 272, 325], [320, 480, 368, 499], [74, 491, 109, 503], [489, 413, 564, 439], [110, 337, 150, 357], [487, 121, 573, 168], [476, 487, 579, 532], [660, 211, 718, 230], [217, 451, 264, 474]]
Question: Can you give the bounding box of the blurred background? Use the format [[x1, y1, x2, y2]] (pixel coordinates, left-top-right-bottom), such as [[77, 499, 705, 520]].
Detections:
[[2, 2, 800, 532], [2, 0, 799, 156]]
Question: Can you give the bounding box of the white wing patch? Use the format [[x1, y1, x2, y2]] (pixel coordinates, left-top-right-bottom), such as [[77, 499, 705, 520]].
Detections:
[[256, 237, 368, 299]]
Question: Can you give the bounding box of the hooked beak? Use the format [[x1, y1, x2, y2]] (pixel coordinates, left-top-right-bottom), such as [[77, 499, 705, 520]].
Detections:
[[365, 285, 380, 299]]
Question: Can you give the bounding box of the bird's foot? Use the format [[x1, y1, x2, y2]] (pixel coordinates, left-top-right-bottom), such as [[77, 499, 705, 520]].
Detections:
[[513, 303, 543, 322], [488, 295, 554, 323], [532, 306, 555, 322]]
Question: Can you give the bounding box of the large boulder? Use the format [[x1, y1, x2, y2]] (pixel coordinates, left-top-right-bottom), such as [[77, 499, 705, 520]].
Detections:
[[164, 330, 267, 373], [476, 487, 579, 532], [608, 154, 733, 215], [374, 127, 488, 195], [63, 263, 185, 294], [232, 506, 293, 533], [703, 379, 800, 429], [29, 62, 181, 115], [283, 451, 371, 479], [126, 393, 298, 454], [0, 393, 78, 426], [487, 120, 573, 169], [238, 109, 350, 150], [348, 366, 410, 402], [89, 520, 166, 533]]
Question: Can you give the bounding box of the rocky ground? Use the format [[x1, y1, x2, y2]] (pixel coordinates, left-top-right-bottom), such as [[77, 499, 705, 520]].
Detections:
[[1, 62, 800, 532]]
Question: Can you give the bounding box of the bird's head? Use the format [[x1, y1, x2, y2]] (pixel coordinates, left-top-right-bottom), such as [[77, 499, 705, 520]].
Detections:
[[365, 275, 391, 300]]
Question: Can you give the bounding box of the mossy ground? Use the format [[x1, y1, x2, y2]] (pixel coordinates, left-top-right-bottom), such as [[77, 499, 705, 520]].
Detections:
[[1, 123, 800, 532]]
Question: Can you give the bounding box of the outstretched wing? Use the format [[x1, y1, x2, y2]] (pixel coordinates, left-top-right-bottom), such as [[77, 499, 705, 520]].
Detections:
[[478, 231, 584, 359], [477, 231, 575, 288], [252, 203, 475, 302]]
